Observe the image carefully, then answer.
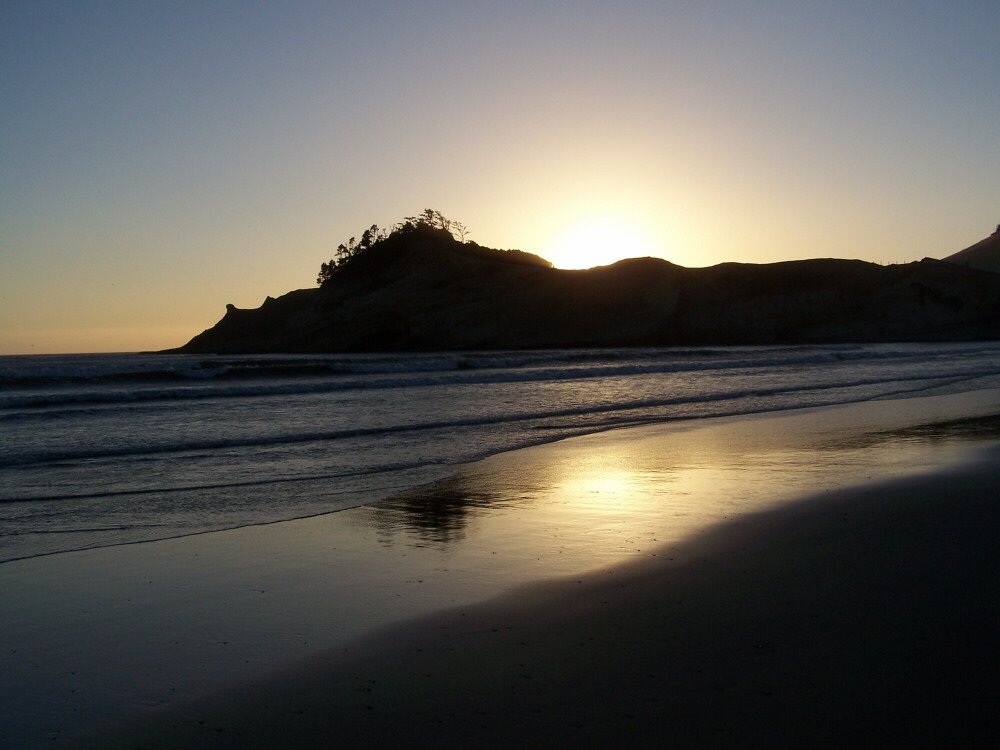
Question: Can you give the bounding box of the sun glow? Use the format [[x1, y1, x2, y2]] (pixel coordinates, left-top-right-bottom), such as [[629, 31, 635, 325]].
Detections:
[[542, 217, 663, 269]]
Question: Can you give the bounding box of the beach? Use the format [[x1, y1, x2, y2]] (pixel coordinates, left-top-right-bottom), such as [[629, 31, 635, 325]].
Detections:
[[3, 387, 998, 747], [96, 448, 999, 748]]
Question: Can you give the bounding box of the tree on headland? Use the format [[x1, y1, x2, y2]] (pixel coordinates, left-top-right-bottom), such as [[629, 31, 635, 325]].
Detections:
[[451, 220, 469, 242], [318, 210, 464, 285], [400, 209, 453, 235], [317, 223, 388, 284], [316, 210, 549, 286]]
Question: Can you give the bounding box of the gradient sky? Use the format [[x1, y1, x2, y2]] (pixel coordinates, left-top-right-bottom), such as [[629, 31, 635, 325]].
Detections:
[[2, 1, 998, 354]]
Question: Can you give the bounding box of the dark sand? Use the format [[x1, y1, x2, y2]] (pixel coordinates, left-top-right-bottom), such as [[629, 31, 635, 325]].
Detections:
[[85, 450, 1000, 748]]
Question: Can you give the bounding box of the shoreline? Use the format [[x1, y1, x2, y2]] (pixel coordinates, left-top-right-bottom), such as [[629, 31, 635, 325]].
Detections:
[[86, 444, 1000, 747], [3, 390, 999, 747]]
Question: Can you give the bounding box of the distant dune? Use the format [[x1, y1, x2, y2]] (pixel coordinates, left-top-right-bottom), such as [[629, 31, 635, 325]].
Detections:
[[173, 226, 1000, 353], [942, 225, 1000, 274]]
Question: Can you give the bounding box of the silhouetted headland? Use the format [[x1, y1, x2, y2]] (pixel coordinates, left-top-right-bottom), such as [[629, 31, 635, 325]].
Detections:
[[172, 220, 1000, 354]]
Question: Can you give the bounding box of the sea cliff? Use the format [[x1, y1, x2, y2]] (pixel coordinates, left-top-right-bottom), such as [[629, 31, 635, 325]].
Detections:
[[174, 228, 1000, 353]]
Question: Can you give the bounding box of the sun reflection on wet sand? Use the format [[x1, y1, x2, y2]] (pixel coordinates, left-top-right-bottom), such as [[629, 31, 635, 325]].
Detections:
[[360, 390, 1000, 581], [3, 391, 999, 747]]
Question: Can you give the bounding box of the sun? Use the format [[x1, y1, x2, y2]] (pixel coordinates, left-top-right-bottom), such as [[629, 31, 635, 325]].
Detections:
[[542, 217, 662, 269]]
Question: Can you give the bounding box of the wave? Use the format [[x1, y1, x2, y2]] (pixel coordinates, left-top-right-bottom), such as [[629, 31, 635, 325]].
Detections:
[[0, 370, 977, 471], [0, 464, 438, 504], [4, 344, 1000, 414], [0, 524, 164, 535], [4, 343, 997, 386]]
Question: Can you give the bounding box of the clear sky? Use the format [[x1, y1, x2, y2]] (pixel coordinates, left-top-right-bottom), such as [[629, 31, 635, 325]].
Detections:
[[2, 1, 998, 354]]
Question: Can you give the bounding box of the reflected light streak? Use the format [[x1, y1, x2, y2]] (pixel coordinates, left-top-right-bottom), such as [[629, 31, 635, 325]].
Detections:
[[358, 399, 998, 580]]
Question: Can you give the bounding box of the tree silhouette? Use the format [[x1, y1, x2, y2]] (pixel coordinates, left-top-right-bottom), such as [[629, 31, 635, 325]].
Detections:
[[451, 220, 469, 242], [317, 211, 474, 285]]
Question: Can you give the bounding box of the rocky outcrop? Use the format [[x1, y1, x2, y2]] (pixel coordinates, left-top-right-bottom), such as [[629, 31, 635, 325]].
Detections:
[[173, 231, 1000, 353]]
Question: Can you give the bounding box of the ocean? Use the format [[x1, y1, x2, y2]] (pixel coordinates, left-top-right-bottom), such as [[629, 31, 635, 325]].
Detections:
[[4, 342, 1000, 564]]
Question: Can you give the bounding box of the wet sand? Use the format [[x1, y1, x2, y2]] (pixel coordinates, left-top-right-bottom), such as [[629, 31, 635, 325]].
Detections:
[[81, 414, 1000, 747], [5, 391, 998, 747]]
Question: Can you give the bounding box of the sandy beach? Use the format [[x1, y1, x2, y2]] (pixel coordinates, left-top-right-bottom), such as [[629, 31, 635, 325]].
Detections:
[[95, 450, 999, 748], [3, 390, 998, 747]]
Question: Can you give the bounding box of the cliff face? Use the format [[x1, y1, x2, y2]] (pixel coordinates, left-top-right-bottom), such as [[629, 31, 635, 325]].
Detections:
[[175, 232, 1000, 353]]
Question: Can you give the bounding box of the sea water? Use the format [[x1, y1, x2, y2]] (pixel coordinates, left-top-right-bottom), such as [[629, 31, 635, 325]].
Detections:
[[4, 342, 1000, 563]]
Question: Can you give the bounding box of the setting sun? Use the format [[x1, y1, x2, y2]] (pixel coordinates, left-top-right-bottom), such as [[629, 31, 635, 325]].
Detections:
[[542, 217, 663, 269]]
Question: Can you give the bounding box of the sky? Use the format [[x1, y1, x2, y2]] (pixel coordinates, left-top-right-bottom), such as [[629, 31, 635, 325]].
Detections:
[[2, 1, 998, 354]]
